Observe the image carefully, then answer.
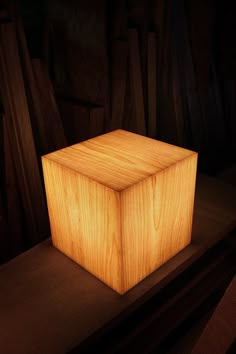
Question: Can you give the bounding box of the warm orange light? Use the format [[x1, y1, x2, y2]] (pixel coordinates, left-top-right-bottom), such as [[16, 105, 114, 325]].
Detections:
[[42, 129, 197, 294]]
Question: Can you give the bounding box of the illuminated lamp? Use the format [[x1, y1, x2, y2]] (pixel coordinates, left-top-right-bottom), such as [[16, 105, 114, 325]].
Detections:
[[42, 129, 197, 294]]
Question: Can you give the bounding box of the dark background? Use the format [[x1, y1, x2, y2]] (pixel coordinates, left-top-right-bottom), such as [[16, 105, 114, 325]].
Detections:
[[0, 0, 236, 262], [17, 0, 236, 168]]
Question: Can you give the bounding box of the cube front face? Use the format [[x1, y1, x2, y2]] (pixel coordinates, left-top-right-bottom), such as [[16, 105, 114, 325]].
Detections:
[[42, 130, 197, 294], [42, 158, 122, 293]]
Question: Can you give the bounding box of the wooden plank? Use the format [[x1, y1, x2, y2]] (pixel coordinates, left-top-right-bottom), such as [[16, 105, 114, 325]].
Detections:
[[172, 0, 206, 151], [122, 62, 134, 132], [0, 9, 8, 21], [192, 274, 236, 354], [47, 0, 109, 107], [127, 0, 150, 123], [222, 80, 236, 153], [155, 0, 179, 144], [15, 15, 67, 154], [31, 58, 67, 153], [128, 29, 146, 135], [89, 106, 104, 138], [110, 40, 128, 131], [0, 189, 8, 264], [170, 33, 187, 147], [147, 32, 157, 138], [0, 114, 9, 263], [0, 22, 49, 244], [207, 64, 227, 148], [13, 16, 51, 155], [2, 114, 25, 258], [185, 0, 213, 87], [110, 0, 127, 39], [151, 0, 165, 36], [58, 99, 90, 144]]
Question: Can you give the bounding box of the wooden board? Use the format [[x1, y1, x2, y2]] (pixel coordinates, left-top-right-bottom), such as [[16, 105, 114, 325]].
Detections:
[[10, 14, 67, 155], [0, 22, 49, 243], [0, 114, 8, 263], [202, 63, 227, 154], [0, 174, 236, 354], [47, 0, 109, 107], [171, 41, 186, 146], [155, 0, 179, 144], [110, 40, 128, 131], [58, 99, 90, 144], [172, 0, 206, 151], [185, 0, 213, 87], [2, 114, 24, 258], [127, 0, 150, 123], [0, 9, 8, 21], [0, 189, 8, 263], [31, 58, 67, 153], [110, 0, 127, 39], [147, 32, 157, 138], [221, 80, 236, 153], [192, 274, 236, 354], [128, 29, 146, 135], [89, 106, 105, 138]]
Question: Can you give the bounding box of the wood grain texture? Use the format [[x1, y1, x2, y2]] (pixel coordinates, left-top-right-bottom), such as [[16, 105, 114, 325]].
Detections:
[[48, 0, 109, 107], [147, 32, 157, 138], [11, 13, 67, 155], [192, 274, 236, 354], [128, 29, 146, 135], [31, 58, 67, 153], [171, 38, 186, 147], [0, 9, 8, 20], [121, 153, 197, 291], [58, 100, 90, 144], [42, 158, 122, 293], [0, 22, 49, 243], [89, 106, 105, 138], [110, 0, 127, 39], [110, 40, 128, 131], [42, 129, 197, 293], [14, 15, 49, 155], [156, 0, 179, 145], [172, 0, 206, 151], [0, 115, 8, 262], [2, 114, 24, 257], [0, 189, 8, 263], [43, 129, 195, 191]]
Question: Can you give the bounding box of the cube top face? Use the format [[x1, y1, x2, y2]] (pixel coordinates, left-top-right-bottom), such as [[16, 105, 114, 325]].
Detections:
[[42, 129, 195, 191]]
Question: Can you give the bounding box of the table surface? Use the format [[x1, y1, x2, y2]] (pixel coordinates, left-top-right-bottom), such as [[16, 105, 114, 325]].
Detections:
[[1, 174, 236, 354], [192, 274, 236, 354]]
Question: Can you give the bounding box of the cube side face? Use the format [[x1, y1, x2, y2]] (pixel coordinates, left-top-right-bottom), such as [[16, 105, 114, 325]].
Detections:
[[42, 157, 123, 293], [121, 153, 197, 293]]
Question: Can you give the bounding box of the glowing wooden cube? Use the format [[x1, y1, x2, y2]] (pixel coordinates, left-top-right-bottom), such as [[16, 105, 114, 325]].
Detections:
[[42, 129, 197, 294]]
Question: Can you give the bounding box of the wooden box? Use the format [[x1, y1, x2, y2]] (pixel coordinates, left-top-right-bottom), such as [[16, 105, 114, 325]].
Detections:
[[42, 129, 197, 294]]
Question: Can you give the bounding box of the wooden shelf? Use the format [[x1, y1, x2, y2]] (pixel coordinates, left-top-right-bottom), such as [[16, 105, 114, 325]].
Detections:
[[0, 174, 236, 354], [192, 274, 236, 354]]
